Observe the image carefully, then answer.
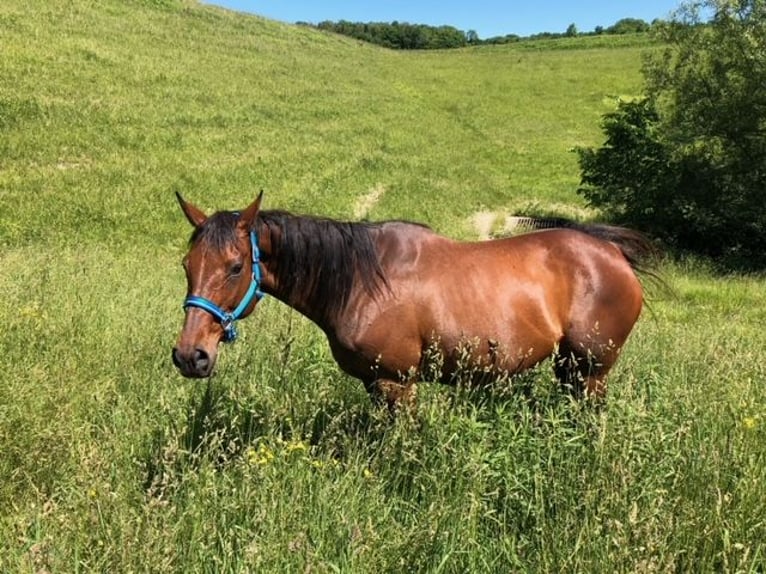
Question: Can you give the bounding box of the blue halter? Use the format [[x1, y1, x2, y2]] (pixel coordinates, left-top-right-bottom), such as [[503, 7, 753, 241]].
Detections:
[[183, 229, 264, 343]]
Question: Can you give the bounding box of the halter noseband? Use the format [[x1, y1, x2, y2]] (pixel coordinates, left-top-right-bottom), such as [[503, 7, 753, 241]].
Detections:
[[183, 229, 264, 343]]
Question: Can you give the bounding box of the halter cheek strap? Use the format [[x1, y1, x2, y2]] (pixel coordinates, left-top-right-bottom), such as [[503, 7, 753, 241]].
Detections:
[[183, 229, 264, 343]]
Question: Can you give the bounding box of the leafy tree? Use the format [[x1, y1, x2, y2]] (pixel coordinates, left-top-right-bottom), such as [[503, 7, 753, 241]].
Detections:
[[606, 17, 651, 34], [577, 99, 677, 231], [577, 0, 766, 268]]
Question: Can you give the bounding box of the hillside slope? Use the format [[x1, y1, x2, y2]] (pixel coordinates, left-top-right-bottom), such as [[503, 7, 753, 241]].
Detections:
[[1, 0, 648, 245]]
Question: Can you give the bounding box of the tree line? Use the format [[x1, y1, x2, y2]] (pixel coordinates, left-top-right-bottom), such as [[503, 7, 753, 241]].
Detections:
[[299, 18, 655, 50]]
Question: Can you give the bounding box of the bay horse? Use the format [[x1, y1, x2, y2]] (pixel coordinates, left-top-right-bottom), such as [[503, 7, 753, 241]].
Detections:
[[172, 192, 656, 409]]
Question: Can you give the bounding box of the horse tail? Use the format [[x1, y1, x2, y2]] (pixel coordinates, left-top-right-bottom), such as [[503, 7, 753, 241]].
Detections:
[[576, 223, 660, 276]]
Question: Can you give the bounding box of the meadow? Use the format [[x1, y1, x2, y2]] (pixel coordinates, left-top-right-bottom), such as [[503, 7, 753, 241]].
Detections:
[[1, 1, 765, 571]]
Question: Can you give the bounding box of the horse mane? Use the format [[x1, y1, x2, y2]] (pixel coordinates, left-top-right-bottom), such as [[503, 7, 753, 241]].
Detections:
[[259, 211, 391, 320]]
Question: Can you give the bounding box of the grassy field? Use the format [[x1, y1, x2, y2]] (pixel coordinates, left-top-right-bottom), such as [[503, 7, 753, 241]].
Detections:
[[1, 1, 765, 572]]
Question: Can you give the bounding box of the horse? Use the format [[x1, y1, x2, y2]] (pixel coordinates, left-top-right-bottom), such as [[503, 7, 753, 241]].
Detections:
[[172, 192, 657, 410]]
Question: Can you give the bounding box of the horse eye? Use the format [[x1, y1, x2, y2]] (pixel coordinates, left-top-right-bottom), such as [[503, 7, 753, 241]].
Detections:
[[230, 263, 244, 276]]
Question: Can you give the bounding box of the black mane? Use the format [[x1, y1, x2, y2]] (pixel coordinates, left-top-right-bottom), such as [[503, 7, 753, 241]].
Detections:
[[259, 211, 390, 320]]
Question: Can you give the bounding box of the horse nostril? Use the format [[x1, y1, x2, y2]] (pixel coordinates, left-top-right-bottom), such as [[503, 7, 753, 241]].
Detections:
[[193, 348, 210, 373]]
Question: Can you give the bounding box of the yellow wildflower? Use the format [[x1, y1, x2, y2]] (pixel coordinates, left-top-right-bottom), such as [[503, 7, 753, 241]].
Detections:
[[20, 302, 44, 320], [246, 443, 275, 465], [285, 440, 309, 454]]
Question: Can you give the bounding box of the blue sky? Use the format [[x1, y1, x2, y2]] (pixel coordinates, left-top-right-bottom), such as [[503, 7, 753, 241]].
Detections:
[[204, 1, 683, 39]]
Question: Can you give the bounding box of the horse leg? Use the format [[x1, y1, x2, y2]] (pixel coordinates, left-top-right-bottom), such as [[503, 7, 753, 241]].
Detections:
[[553, 341, 614, 400], [363, 378, 418, 414]]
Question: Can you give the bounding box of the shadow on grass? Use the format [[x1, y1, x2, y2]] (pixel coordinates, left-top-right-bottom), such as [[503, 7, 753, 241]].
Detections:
[[141, 378, 387, 494], [142, 379, 274, 495], [141, 365, 601, 497]]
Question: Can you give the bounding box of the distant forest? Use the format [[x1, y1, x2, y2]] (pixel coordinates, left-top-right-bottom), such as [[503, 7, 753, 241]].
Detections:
[[299, 18, 655, 50]]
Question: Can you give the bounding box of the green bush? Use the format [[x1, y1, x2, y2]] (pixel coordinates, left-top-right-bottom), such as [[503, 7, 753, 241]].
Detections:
[[577, 0, 766, 269], [576, 99, 676, 231]]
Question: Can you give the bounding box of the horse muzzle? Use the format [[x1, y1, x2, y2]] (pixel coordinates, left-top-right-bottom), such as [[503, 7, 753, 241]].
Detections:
[[172, 345, 216, 378]]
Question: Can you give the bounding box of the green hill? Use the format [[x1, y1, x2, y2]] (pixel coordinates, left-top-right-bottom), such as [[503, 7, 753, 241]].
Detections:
[[1, 0, 650, 246], [1, 2, 764, 572]]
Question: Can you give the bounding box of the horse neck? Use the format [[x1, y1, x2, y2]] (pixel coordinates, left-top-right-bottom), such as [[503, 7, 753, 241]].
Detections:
[[255, 213, 380, 332]]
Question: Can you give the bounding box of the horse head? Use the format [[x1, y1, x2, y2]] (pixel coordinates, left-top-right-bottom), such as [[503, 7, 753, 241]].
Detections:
[[171, 192, 264, 378]]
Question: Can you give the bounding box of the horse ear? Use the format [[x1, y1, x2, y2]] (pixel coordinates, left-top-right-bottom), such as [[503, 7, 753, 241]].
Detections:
[[176, 192, 208, 228], [238, 191, 263, 231]]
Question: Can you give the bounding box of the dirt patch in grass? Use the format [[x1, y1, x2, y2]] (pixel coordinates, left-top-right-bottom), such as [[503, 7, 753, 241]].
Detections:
[[471, 211, 497, 240], [354, 184, 386, 219]]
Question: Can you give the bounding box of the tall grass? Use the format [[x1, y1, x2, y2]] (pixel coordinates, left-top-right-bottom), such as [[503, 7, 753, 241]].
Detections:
[[1, 1, 764, 572], [1, 249, 764, 572]]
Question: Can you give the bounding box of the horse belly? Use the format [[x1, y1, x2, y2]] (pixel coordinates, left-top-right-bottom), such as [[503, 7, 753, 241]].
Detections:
[[418, 283, 564, 379], [336, 251, 566, 382]]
